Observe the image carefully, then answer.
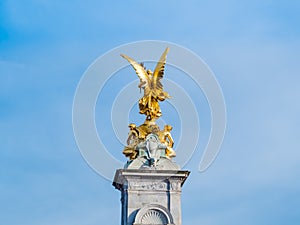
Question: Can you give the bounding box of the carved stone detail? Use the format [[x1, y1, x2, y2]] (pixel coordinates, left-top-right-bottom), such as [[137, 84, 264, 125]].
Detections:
[[133, 204, 174, 225], [140, 209, 168, 224], [170, 182, 181, 191], [129, 181, 168, 191]]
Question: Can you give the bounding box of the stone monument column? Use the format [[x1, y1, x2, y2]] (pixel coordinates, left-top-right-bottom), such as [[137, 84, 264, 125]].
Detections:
[[113, 167, 189, 225], [113, 47, 190, 225]]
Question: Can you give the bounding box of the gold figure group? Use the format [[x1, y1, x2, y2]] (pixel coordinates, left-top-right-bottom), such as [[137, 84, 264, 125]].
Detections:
[[121, 47, 176, 160], [123, 123, 176, 160]]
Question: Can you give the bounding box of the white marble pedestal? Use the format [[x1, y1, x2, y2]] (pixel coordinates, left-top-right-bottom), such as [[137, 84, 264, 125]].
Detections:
[[113, 169, 190, 225]]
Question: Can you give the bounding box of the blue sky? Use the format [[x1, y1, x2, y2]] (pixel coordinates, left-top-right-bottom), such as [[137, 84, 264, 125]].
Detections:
[[1, 1, 300, 224]]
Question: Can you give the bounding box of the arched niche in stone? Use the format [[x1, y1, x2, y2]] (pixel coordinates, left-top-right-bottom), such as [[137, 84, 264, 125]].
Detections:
[[133, 204, 174, 225]]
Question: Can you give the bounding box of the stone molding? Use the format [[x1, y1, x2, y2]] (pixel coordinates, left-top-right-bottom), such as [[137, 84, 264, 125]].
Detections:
[[128, 181, 168, 191], [113, 169, 190, 191]]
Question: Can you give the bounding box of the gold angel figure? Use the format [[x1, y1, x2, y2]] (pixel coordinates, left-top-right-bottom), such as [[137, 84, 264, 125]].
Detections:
[[121, 47, 170, 122]]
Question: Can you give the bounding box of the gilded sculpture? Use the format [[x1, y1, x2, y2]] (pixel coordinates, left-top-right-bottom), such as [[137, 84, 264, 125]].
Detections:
[[121, 47, 170, 121], [158, 125, 176, 158], [121, 47, 176, 161], [123, 123, 139, 160]]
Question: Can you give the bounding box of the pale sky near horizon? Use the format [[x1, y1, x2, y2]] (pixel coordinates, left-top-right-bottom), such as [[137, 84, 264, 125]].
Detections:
[[1, 1, 300, 225]]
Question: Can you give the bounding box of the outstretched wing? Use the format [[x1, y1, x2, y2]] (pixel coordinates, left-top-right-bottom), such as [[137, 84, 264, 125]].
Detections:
[[121, 54, 149, 91], [152, 47, 169, 91]]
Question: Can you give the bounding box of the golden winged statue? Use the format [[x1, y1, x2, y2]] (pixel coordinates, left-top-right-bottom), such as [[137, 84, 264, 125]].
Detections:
[[121, 47, 176, 160], [121, 47, 170, 122]]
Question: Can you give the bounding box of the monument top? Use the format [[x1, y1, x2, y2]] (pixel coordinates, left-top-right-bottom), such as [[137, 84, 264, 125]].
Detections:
[[121, 47, 170, 122], [114, 46, 190, 225], [121, 48, 178, 168]]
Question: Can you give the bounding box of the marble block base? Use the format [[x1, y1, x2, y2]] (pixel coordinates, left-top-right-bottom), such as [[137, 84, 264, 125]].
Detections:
[[113, 169, 190, 225]]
